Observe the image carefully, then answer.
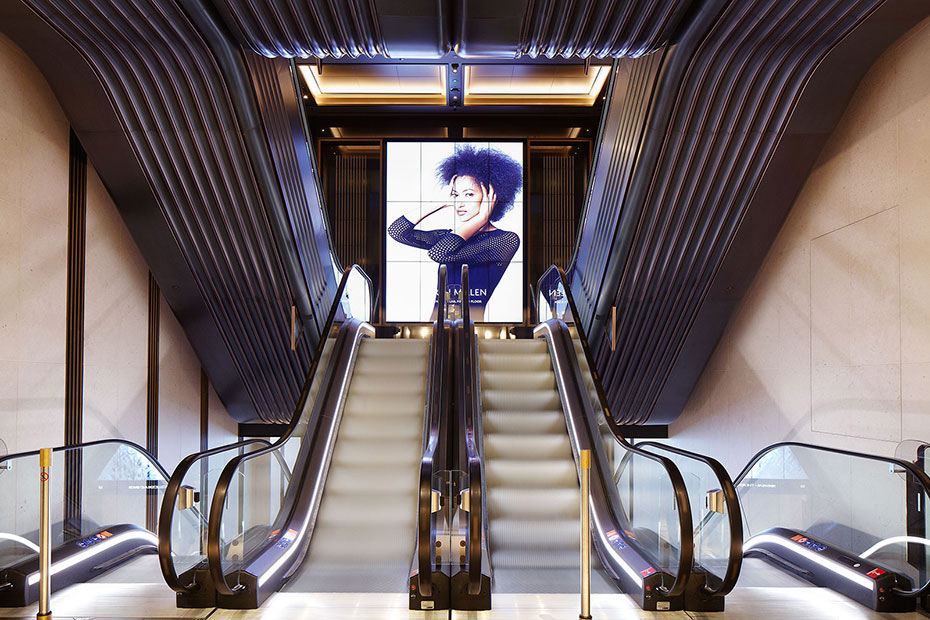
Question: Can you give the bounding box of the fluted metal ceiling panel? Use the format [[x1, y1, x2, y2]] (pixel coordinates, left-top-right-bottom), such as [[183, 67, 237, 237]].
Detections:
[[571, 0, 928, 425], [210, 0, 388, 58], [207, 0, 694, 60], [516, 0, 693, 58], [23, 0, 336, 422]]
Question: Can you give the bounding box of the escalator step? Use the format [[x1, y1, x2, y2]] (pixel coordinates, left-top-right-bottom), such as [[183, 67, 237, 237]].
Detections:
[[481, 370, 555, 390], [479, 339, 547, 352], [484, 410, 565, 434], [482, 389, 561, 410], [487, 487, 578, 518], [480, 353, 551, 372], [486, 459, 577, 487], [490, 518, 578, 550], [484, 433, 572, 459]]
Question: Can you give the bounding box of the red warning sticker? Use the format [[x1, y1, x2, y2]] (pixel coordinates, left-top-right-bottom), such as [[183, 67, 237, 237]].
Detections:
[[640, 567, 656, 577], [867, 568, 886, 578]]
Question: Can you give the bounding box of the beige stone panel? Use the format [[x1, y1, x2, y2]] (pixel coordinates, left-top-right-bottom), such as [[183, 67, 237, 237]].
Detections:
[[0, 361, 19, 453], [902, 362, 930, 442], [16, 361, 64, 452], [899, 201, 930, 365], [208, 381, 237, 448], [811, 207, 900, 369], [0, 197, 21, 362], [18, 128, 68, 365], [811, 364, 901, 442], [158, 297, 201, 472], [84, 165, 148, 369]]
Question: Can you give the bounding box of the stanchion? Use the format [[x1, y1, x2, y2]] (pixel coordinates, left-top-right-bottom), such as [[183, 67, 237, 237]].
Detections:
[[580, 449, 591, 620], [37, 448, 51, 620]]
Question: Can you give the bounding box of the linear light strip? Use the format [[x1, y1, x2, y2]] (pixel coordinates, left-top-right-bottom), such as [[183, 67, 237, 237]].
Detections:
[[743, 534, 875, 590], [0, 533, 40, 553], [26, 531, 158, 586], [860, 535, 930, 559]]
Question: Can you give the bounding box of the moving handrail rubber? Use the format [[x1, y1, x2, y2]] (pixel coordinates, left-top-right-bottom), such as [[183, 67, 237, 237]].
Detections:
[[736, 441, 930, 600], [410, 265, 450, 606], [157, 265, 369, 605], [157, 438, 272, 597], [535, 264, 697, 603], [633, 441, 743, 598], [459, 265, 490, 603]]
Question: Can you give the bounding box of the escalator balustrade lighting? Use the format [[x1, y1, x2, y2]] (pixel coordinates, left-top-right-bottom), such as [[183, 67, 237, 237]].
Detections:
[[24, 529, 158, 586], [255, 326, 368, 590], [743, 534, 874, 591]]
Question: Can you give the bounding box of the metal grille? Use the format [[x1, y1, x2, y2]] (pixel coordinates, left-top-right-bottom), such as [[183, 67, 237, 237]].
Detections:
[[540, 154, 576, 271], [330, 154, 369, 271]]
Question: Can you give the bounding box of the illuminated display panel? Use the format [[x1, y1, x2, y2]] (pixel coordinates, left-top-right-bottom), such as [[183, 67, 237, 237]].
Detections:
[[385, 141, 525, 323]]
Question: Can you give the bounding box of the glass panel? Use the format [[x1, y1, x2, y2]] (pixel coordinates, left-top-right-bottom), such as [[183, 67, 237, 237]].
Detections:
[[739, 444, 930, 591], [613, 451, 683, 576], [0, 441, 165, 568], [653, 452, 733, 585]]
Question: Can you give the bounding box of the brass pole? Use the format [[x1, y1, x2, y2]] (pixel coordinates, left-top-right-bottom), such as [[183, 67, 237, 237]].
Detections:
[[580, 449, 591, 619], [38, 448, 52, 620]]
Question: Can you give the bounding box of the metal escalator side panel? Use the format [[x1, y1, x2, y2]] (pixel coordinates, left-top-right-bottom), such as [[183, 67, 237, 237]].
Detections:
[[535, 319, 689, 610], [743, 527, 915, 612]]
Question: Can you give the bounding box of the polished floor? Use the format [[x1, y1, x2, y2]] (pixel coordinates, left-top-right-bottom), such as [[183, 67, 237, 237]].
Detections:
[[1, 581, 928, 620]]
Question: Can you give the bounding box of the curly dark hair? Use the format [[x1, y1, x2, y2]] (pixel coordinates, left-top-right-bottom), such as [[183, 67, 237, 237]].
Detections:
[[436, 145, 523, 222]]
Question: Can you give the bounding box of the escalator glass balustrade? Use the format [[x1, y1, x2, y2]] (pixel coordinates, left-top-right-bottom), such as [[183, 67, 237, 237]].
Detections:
[[0, 440, 166, 606]]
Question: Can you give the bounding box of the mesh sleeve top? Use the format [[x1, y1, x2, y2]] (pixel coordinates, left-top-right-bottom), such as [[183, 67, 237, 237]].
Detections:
[[388, 216, 520, 264]]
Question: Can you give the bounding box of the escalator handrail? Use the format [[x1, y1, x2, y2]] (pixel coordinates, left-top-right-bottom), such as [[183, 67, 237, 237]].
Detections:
[[535, 264, 695, 597], [205, 266, 371, 597], [157, 437, 272, 593], [634, 440, 743, 596], [0, 438, 168, 480], [734, 440, 930, 598], [414, 265, 448, 597], [461, 264, 485, 594]]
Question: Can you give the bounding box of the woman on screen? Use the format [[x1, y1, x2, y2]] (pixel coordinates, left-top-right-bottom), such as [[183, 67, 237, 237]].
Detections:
[[388, 145, 522, 321]]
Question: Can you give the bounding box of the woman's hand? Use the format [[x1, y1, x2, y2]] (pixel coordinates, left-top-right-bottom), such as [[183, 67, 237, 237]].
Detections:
[[456, 183, 496, 241]]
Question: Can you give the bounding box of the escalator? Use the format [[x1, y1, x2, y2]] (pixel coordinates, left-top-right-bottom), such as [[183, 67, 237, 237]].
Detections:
[[0, 440, 166, 607], [723, 442, 930, 612], [281, 337, 427, 592], [453, 264, 730, 612], [477, 337, 613, 593], [156, 265, 449, 609]]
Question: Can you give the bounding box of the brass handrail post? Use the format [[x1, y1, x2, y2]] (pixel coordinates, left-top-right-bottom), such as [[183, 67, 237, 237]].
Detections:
[[38, 447, 52, 620], [580, 449, 591, 619]]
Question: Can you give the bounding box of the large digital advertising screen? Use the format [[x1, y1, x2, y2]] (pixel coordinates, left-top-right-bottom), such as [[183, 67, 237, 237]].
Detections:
[[385, 141, 524, 323]]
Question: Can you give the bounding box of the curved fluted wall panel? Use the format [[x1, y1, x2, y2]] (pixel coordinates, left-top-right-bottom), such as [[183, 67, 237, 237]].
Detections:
[[517, 0, 693, 58], [23, 0, 328, 422], [243, 54, 337, 341], [210, 0, 387, 58], [569, 52, 664, 329], [572, 0, 927, 425]]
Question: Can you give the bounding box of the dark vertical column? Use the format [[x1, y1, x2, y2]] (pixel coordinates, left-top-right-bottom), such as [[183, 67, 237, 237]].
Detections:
[[64, 128, 86, 540], [146, 273, 160, 531], [199, 368, 208, 552]]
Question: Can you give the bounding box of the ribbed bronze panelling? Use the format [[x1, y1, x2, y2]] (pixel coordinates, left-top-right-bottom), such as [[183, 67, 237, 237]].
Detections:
[[331, 154, 368, 269], [517, 0, 693, 58], [539, 155, 575, 270], [210, 0, 387, 58], [569, 53, 664, 328], [243, 54, 336, 346], [64, 128, 86, 540], [146, 273, 159, 531], [580, 0, 892, 425], [24, 0, 333, 423]]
